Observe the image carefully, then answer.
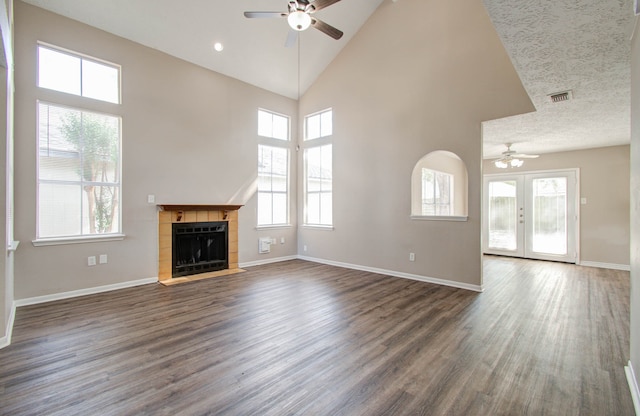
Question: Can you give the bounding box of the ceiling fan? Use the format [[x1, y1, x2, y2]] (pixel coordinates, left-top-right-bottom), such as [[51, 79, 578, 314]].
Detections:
[[493, 143, 539, 168], [244, 0, 344, 47]]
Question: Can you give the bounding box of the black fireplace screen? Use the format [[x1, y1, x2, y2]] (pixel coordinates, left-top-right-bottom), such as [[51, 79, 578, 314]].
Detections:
[[172, 221, 228, 278]]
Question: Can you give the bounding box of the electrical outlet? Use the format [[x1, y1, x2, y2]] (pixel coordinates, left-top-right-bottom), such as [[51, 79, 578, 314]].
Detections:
[[88, 256, 97, 266], [303, 245, 307, 252], [147, 194, 155, 203], [99, 254, 108, 264], [409, 253, 415, 262], [281, 237, 285, 244]]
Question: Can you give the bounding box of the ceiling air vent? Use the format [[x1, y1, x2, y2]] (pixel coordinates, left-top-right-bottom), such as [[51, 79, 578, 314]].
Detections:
[[548, 90, 572, 103]]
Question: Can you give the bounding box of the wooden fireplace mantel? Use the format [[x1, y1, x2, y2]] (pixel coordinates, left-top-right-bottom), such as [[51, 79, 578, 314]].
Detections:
[[158, 204, 243, 212]]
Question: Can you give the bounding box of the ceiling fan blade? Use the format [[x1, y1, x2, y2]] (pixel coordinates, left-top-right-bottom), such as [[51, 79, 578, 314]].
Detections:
[[244, 11, 287, 19], [285, 29, 298, 48], [310, 17, 343, 40], [307, 0, 342, 13], [513, 154, 539, 158]]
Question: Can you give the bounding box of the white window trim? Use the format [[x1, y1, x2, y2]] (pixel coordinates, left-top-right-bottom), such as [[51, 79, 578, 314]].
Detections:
[[257, 110, 291, 227], [301, 224, 334, 230], [36, 101, 123, 240], [410, 215, 468, 222], [258, 108, 291, 141], [302, 108, 333, 226], [37, 41, 122, 105], [303, 143, 333, 227], [304, 108, 333, 141], [255, 224, 293, 230], [33, 234, 126, 247]]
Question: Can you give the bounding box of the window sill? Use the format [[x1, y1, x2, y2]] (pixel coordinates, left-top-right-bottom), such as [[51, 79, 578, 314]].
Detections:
[[256, 224, 293, 230], [32, 234, 126, 247], [301, 224, 334, 230], [410, 215, 468, 222]]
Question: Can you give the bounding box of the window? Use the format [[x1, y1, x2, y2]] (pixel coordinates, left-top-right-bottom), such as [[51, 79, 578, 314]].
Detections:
[[38, 44, 120, 104], [303, 109, 333, 226], [304, 144, 332, 226], [258, 109, 289, 141], [258, 145, 289, 226], [421, 169, 453, 215], [37, 102, 121, 238], [257, 109, 290, 226], [411, 151, 468, 220], [304, 108, 332, 141]]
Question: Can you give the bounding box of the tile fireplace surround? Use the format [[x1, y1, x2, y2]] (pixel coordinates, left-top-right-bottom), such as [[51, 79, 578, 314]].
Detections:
[[157, 205, 243, 285]]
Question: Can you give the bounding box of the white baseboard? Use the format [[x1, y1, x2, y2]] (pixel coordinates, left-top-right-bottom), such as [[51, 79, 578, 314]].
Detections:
[[0, 302, 16, 349], [240, 255, 298, 268], [14, 277, 158, 308], [579, 261, 631, 271], [297, 255, 484, 292], [627, 361, 640, 416], [2, 256, 482, 348]]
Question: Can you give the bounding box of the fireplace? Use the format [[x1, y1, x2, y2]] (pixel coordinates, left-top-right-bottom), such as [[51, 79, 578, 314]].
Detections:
[[157, 204, 243, 284], [172, 221, 228, 277]]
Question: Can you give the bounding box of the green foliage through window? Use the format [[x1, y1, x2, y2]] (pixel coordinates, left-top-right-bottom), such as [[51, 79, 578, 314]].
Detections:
[[38, 102, 121, 238]]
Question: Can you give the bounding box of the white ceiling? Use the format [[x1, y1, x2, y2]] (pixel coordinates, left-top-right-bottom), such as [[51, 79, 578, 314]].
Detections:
[[21, 0, 384, 100], [20, 0, 637, 159]]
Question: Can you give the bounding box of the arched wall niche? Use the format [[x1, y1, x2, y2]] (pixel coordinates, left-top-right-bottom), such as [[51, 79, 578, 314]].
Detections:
[[411, 150, 468, 221]]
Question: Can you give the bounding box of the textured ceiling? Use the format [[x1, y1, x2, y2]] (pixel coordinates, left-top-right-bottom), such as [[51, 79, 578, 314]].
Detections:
[[482, 0, 636, 158], [19, 0, 637, 159]]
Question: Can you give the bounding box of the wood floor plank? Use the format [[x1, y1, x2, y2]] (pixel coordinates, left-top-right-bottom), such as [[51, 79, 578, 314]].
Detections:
[[0, 257, 634, 415]]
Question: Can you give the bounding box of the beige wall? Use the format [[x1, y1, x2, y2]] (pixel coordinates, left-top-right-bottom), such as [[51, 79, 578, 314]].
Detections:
[[297, 0, 534, 288], [629, 13, 640, 405], [484, 145, 630, 267], [13, 2, 298, 299]]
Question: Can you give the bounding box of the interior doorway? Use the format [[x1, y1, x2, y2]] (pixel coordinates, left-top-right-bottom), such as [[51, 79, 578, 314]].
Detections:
[[483, 170, 578, 263]]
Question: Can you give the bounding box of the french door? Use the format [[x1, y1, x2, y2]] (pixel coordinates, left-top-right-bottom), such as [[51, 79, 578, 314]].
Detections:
[[483, 170, 578, 263]]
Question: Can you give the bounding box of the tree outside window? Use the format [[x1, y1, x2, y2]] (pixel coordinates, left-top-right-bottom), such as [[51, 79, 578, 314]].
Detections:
[[421, 168, 453, 216], [38, 102, 121, 238]]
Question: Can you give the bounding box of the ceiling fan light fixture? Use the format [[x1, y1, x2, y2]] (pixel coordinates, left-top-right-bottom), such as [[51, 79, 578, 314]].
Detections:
[[288, 11, 311, 31], [495, 160, 508, 169], [510, 158, 524, 168]]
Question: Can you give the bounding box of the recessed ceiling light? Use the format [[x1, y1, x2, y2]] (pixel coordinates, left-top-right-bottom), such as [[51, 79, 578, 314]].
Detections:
[[213, 42, 224, 52]]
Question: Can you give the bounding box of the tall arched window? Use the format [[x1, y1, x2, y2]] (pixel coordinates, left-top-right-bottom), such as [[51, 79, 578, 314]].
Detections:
[[411, 151, 468, 221]]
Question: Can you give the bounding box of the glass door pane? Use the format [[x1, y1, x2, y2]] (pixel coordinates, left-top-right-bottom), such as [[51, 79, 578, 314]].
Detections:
[[529, 177, 568, 256], [484, 170, 576, 263], [487, 180, 519, 251]]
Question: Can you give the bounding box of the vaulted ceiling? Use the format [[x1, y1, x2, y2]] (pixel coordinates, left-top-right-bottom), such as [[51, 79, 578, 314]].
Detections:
[[20, 0, 637, 159]]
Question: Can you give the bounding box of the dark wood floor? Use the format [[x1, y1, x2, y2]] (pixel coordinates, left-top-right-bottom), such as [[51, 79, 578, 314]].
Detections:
[[0, 257, 633, 415]]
